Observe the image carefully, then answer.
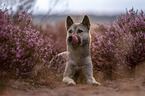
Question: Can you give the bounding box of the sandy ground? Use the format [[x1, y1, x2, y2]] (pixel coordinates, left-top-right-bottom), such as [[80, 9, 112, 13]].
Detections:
[[1, 77, 145, 96], [1, 62, 145, 96]]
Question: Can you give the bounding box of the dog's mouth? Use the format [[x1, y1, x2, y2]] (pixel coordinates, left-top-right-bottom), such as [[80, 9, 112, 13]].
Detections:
[[68, 35, 81, 46]]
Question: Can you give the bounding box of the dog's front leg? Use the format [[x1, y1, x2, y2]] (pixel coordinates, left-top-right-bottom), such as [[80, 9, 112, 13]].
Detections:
[[63, 62, 76, 85], [82, 62, 101, 85]]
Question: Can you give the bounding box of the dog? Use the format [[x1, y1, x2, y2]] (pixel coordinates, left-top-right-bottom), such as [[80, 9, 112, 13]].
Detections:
[[62, 15, 101, 86]]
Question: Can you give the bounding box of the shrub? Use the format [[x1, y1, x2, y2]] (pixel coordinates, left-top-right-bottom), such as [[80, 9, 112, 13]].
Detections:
[[0, 10, 58, 78], [91, 8, 145, 78], [33, 22, 67, 52]]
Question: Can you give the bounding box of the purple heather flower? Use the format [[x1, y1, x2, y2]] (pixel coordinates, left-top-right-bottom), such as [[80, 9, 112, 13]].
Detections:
[[91, 8, 145, 76], [0, 10, 60, 78]]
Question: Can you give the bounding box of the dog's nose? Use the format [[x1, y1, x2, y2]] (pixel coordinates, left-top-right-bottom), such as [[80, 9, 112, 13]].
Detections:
[[68, 35, 79, 45], [68, 36, 72, 42]]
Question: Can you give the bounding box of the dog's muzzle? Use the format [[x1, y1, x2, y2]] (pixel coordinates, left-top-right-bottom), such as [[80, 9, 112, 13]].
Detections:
[[68, 35, 80, 45]]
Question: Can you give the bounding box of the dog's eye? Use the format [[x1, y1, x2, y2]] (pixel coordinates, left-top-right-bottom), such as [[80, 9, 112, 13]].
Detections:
[[77, 29, 83, 33], [69, 30, 72, 33]]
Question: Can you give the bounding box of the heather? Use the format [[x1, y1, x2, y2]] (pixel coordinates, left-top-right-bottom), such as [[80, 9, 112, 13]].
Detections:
[[33, 22, 67, 52], [91, 8, 145, 79], [0, 8, 144, 81], [0, 10, 59, 78]]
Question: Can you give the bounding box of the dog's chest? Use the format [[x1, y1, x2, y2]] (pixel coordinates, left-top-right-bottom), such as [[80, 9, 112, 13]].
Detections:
[[68, 52, 90, 66], [73, 56, 85, 65], [67, 45, 90, 65]]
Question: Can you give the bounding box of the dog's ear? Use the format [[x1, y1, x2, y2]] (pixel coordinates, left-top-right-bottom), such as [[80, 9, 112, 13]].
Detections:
[[81, 15, 90, 30], [66, 16, 74, 30]]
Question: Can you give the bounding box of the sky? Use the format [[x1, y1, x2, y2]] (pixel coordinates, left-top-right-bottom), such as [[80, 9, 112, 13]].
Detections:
[[23, 0, 145, 15], [68, 0, 145, 15]]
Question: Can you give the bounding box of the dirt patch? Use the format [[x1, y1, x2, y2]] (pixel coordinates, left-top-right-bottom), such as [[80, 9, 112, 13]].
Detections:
[[1, 77, 145, 96], [1, 62, 145, 96]]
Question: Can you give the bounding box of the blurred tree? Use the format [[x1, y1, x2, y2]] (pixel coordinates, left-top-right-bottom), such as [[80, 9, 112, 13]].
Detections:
[[13, 0, 36, 22], [0, 0, 36, 22], [41, 0, 68, 22], [0, 0, 68, 22], [0, 0, 16, 10], [46, 0, 68, 15], [0, 0, 36, 13]]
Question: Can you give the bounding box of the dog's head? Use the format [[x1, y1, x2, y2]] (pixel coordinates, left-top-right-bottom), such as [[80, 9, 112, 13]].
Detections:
[[66, 15, 90, 47]]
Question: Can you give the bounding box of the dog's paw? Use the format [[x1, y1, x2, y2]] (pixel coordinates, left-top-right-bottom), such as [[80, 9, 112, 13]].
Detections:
[[67, 80, 76, 86], [92, 81, 101, 86], [62, 77, 76, 86], [87, 79, 101, 86]]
